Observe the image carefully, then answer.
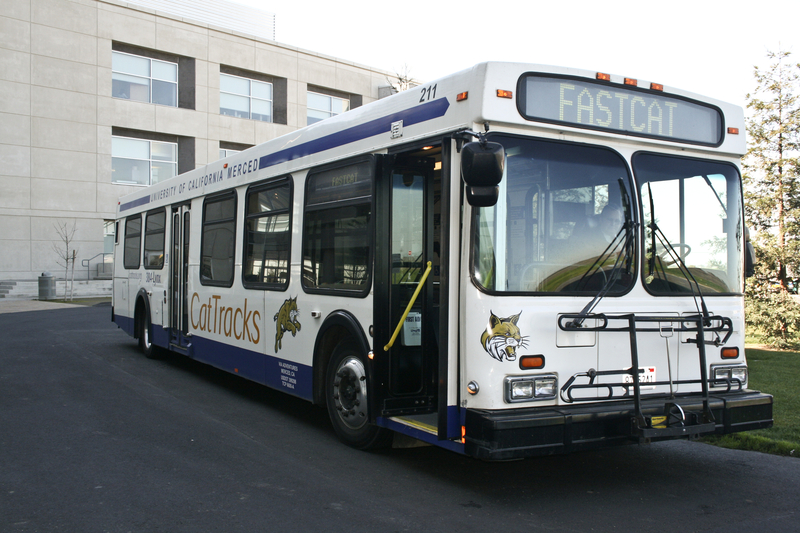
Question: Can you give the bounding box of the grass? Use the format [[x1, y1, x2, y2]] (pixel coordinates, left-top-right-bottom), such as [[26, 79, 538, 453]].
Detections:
[[702, 347, 800, 457]]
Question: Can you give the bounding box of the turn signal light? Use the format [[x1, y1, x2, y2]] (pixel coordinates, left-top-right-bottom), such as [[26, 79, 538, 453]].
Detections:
[[456, 91, 468, 101], [721, 347, 739, 359], [519, 355, 545, 369]]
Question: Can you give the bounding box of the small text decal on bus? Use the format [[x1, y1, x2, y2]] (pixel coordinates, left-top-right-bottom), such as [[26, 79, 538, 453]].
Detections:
[[190, 293, 261, 345]]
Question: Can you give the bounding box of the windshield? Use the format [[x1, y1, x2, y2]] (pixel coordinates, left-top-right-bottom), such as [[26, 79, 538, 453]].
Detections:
[[634, 153, 743, 295], [472, 135, 636, 294]]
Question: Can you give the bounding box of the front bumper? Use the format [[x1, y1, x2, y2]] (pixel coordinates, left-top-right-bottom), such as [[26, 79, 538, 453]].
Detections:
[[464, 390, 773, 460]]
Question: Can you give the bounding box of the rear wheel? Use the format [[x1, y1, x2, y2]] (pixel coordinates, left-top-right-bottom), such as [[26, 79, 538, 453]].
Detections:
[[138, 309, 163, 360], [325, 339, 392, 450]]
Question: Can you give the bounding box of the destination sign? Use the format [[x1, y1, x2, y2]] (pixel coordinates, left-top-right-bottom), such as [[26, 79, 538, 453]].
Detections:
[[518, 74, 723, 145]]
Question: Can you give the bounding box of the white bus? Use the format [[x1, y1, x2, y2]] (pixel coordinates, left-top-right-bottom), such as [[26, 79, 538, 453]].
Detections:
[[112, 62, 772, 459]]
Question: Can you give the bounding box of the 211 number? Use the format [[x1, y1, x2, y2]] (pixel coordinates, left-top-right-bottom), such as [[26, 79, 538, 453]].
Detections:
[[419, 84, 437, 103]]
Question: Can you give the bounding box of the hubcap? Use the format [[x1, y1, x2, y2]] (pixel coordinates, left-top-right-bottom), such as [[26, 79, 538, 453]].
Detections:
[[142, 321, 151, 349], [332, 356, 368, 430]]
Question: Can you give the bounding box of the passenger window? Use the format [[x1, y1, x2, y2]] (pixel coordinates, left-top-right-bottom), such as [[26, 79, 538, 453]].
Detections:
[[123, 215, 142, 269], [143, 208, 166, 269], [302, 159, 373, 295], [243, 177, 292, 289], [200, 191, 237, 287]]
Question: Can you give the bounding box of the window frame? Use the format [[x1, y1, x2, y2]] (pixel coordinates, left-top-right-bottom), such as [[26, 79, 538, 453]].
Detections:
[[112, 135, 178, 186], [301, 156, 375, 297], [306, 90, 350, 125], [242, 176, 293, 291], [199, 190, 238, 288], [112, 50, 178, 107], [143, 208, 166, 270], [219, 73, 273, 122], [633, 151, 744, 297], [469, 133, 637, 297], [123, 214, 142, 270]]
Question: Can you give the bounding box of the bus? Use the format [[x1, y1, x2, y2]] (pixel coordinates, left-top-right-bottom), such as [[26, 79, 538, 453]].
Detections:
[[112, 62, 772, 459]]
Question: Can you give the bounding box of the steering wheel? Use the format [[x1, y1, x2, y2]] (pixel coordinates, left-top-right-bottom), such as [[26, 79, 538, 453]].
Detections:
[[656, 243, 691, 266]]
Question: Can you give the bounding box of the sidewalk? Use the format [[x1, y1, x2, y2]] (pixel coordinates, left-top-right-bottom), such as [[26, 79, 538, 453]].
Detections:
[[0, 298, 111, 315]]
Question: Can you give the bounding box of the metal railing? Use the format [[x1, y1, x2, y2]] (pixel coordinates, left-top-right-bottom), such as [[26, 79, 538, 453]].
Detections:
[[82, 253, 113, 280]]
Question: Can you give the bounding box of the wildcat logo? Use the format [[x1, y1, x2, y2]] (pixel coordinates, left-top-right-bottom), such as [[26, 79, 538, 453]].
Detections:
[[480, 311, 528, 362], [274, 297, 301, 352]]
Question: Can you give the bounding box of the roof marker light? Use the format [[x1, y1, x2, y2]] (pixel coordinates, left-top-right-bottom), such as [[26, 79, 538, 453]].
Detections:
[[596, 72, 611, 81], [624, 78, 638, 86], [650, 82, 664, 91], [496, 89, 513, 99], [456, 91, 468, 101]]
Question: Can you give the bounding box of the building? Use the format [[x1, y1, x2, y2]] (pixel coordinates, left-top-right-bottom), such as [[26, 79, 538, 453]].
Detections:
[[0, 0, 395, 282]]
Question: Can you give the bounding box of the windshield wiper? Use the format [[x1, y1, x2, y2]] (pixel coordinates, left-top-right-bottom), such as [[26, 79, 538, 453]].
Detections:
[[645, 182, 711, 321], [568, 179, 636, 327]]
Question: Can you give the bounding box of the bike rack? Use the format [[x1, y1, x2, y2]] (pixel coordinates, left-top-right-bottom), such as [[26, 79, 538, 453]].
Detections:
[[558, 313, 736, 441]]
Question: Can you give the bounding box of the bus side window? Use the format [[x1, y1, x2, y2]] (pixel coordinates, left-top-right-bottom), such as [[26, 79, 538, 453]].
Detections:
[[302, 158, 374, 295], [123, 215, 142, 269], [200, 190, 237, 287], [243, 177, 292, 289], [143, 208, 166, 269]]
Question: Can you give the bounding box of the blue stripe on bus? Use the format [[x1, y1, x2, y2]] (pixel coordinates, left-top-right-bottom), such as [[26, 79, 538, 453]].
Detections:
[[184, 334, 314, 401], [120, 194, 151, 212], [259, 98, 451, 170]]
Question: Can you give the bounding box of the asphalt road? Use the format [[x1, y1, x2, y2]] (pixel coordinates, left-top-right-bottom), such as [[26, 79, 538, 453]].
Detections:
[[1, 303, 799, 532]]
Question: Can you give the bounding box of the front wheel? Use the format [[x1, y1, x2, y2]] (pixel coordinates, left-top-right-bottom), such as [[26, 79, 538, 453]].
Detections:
[[325, 340, 392, 450]]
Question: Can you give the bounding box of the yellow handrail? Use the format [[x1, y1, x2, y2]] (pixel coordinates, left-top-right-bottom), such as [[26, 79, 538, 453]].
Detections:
[[383, 261, 432, 352]]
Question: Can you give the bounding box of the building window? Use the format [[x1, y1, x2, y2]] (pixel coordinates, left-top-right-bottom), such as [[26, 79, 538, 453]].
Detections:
[[123, 215, 142, 270], [307, 91, 350, 125], [143, 209, 166, 269], [112, 136, 177, 186], [220, 73, 272, 122], [243, 178, 292, 289], [200, 191, 237, 287], [112, 51, 177, 107]]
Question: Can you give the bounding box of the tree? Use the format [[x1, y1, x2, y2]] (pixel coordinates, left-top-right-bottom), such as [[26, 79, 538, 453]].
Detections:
[[386, 64, 415, 94], [743, 49, 800, 291], [51, 221, 79, 300]]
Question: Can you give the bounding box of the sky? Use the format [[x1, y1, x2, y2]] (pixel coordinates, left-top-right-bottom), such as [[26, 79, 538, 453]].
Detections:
[[230, 0, 800, 109]]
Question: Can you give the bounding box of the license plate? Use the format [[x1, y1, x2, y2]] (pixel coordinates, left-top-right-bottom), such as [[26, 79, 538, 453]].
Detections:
[[624, 366, 656, 389]]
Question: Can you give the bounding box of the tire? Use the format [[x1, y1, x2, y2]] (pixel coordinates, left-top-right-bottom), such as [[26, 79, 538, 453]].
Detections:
[[325, 339, 392, 450], [138, 310, 164, 360]]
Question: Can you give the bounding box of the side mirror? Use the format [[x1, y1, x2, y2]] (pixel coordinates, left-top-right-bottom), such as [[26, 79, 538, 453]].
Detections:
[[745, 226, 755, 278], [461, 141, 505, 207]]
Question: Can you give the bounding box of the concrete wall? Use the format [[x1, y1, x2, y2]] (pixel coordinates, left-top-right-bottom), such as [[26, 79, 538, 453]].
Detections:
[[0, 0, 392, 280]]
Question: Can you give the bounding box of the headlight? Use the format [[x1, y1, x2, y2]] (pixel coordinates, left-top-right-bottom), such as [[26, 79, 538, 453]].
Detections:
[[504, 375, 558, 403], [711, 364, 747, 388]]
